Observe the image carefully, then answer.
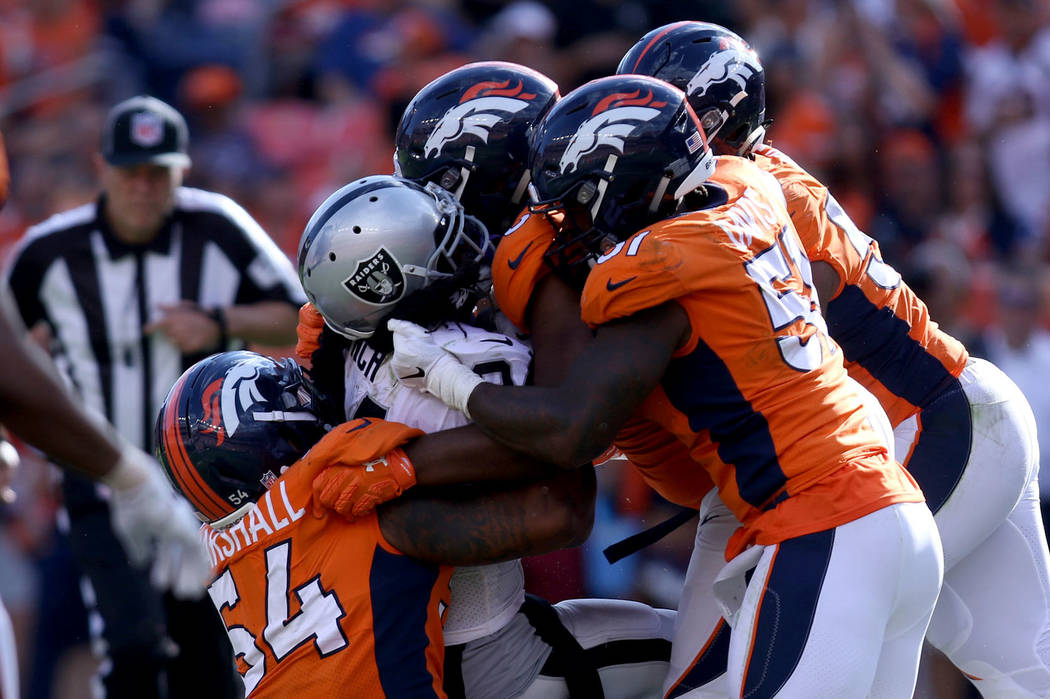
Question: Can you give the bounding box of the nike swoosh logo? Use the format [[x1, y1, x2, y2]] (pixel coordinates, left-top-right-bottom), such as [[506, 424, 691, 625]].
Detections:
[[606, 276, 637, 292], [399, 367, 426, 380], [507, 241, 533, 270], [481, 337, 513, 346], [699, 511, 720, 527], [346, 418, 373, 433]]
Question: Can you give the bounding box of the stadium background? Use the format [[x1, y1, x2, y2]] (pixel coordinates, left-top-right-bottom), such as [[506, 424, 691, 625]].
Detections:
[[0, 0, 1047, 697]]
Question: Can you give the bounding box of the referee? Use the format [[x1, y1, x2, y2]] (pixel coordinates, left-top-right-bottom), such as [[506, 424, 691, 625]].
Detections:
[[4, 96, 306, 698]]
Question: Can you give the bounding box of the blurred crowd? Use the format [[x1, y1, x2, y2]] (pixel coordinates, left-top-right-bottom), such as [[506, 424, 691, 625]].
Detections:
[[1, 0, 1048, 697]]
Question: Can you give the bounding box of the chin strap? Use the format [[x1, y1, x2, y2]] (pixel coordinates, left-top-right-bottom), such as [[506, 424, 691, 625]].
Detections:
[[452, 145, 475, 201], [587, 154, 617, 224], [510, 169, 531, 204], [738, 124, 767, 156], [252, 410, 318, 423]]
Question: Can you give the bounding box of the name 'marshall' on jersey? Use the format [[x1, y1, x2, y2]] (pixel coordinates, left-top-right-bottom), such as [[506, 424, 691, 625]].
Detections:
[[201, 480, 305, 567]]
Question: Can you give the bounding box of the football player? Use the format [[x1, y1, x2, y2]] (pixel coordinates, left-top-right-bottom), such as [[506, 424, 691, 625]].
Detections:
[[298, 172, 677, 699], [384, 75, 944, 698], [155, 348, 596, 697], [300, 61, 682, 699], [621, 21, 1050, 698]]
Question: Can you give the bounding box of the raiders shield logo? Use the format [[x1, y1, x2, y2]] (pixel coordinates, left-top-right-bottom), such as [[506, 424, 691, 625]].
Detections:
[[344, 248, 406, 305]]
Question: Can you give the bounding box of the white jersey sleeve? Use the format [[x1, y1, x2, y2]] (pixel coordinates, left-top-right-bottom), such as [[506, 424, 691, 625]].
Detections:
[[343, 320, 531, 430], [341, 319, 533, 645]]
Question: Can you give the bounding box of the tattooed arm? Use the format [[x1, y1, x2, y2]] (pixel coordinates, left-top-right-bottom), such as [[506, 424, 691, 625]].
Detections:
[[377, 466, 595, 565]]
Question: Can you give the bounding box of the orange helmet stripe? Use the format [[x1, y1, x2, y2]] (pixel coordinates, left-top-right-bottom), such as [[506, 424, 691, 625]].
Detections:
[[627, 21, 694, 74], [162, 373, 231, 521]]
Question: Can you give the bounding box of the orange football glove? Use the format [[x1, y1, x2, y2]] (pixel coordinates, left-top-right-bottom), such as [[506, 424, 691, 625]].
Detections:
[[295, 303, 326, 369], [308, 418, 424, 519]]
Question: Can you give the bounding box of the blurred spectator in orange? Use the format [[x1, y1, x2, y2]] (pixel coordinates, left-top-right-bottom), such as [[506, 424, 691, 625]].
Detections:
[[953, 0, 1003, 47], [766, 66, 837, 173], [0, 0, 101, 116], [247, 166, 309, 263], [936, 142, 994, 258], [178, 64, 274, 204]]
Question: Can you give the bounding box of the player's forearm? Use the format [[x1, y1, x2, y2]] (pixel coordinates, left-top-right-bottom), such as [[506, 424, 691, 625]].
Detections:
[[0, 312, 123, 477], [466, 382, 613, 468], [404, 423, 573, 486], [467, 302, 690, 468], [225, 301, 300, 346], [379, 466, 596, 565]]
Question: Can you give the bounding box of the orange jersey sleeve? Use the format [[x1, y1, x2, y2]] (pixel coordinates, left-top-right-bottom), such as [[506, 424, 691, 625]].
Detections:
[[491, 208, 559, 333], [201, 455, 451, 698], [753, 144, 967, 426], [580, 156, 922, 559]]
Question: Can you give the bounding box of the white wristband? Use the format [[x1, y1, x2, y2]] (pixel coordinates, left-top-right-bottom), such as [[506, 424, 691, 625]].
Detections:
[[429, 353, 486, 419]]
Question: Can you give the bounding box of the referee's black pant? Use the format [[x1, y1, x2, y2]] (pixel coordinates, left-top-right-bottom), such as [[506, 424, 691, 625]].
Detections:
[[64, 473, 242, 699]]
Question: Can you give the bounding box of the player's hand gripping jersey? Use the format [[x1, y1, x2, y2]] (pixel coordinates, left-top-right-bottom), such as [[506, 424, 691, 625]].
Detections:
[[751, 144, 968, 427], [340, 321, 536, 650], [496, 157, 922, 558], [197, 423, 451, 698]]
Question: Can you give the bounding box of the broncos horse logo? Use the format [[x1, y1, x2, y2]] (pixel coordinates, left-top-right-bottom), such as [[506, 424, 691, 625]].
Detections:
[[423, 79, 536, 158], [558, 89, 666, 174], [685, 41, 762, 99], [200, 363, 265, 444]]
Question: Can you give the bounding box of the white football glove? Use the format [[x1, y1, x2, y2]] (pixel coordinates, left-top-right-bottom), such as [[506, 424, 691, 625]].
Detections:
[[103, 447, 211, 599], [388, 319, 485, 417]]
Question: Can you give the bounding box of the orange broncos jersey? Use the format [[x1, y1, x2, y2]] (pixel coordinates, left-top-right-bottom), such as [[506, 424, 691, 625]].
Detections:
[[752, 144, 968, 427], [199, 450, 451, 698], [492, 209, 714, 508], [578, 156, 922, 558], [491, 207, 557, 333]]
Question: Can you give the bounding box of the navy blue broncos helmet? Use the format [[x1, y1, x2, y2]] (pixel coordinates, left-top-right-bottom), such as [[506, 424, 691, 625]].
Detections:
[[155, 351, 328, 527], [394, 61, 559, 235], [618, 21, 767, 156], [530, 74, 715, 271]]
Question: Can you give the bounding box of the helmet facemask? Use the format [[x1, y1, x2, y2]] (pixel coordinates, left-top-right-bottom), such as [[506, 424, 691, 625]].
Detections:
[[423, 182, 493, 279]]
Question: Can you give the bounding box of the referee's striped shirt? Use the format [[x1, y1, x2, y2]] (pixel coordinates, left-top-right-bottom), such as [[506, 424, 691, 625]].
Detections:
[[4, 186, 307, 464]]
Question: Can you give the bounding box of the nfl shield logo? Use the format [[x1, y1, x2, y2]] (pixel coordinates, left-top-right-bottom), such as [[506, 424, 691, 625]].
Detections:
[[131, 112, 164, 147], [344, 248, 406, 305]]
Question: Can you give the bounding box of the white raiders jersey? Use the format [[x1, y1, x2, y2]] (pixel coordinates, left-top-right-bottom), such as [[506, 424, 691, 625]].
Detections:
[[342, 320, 534, 645]]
